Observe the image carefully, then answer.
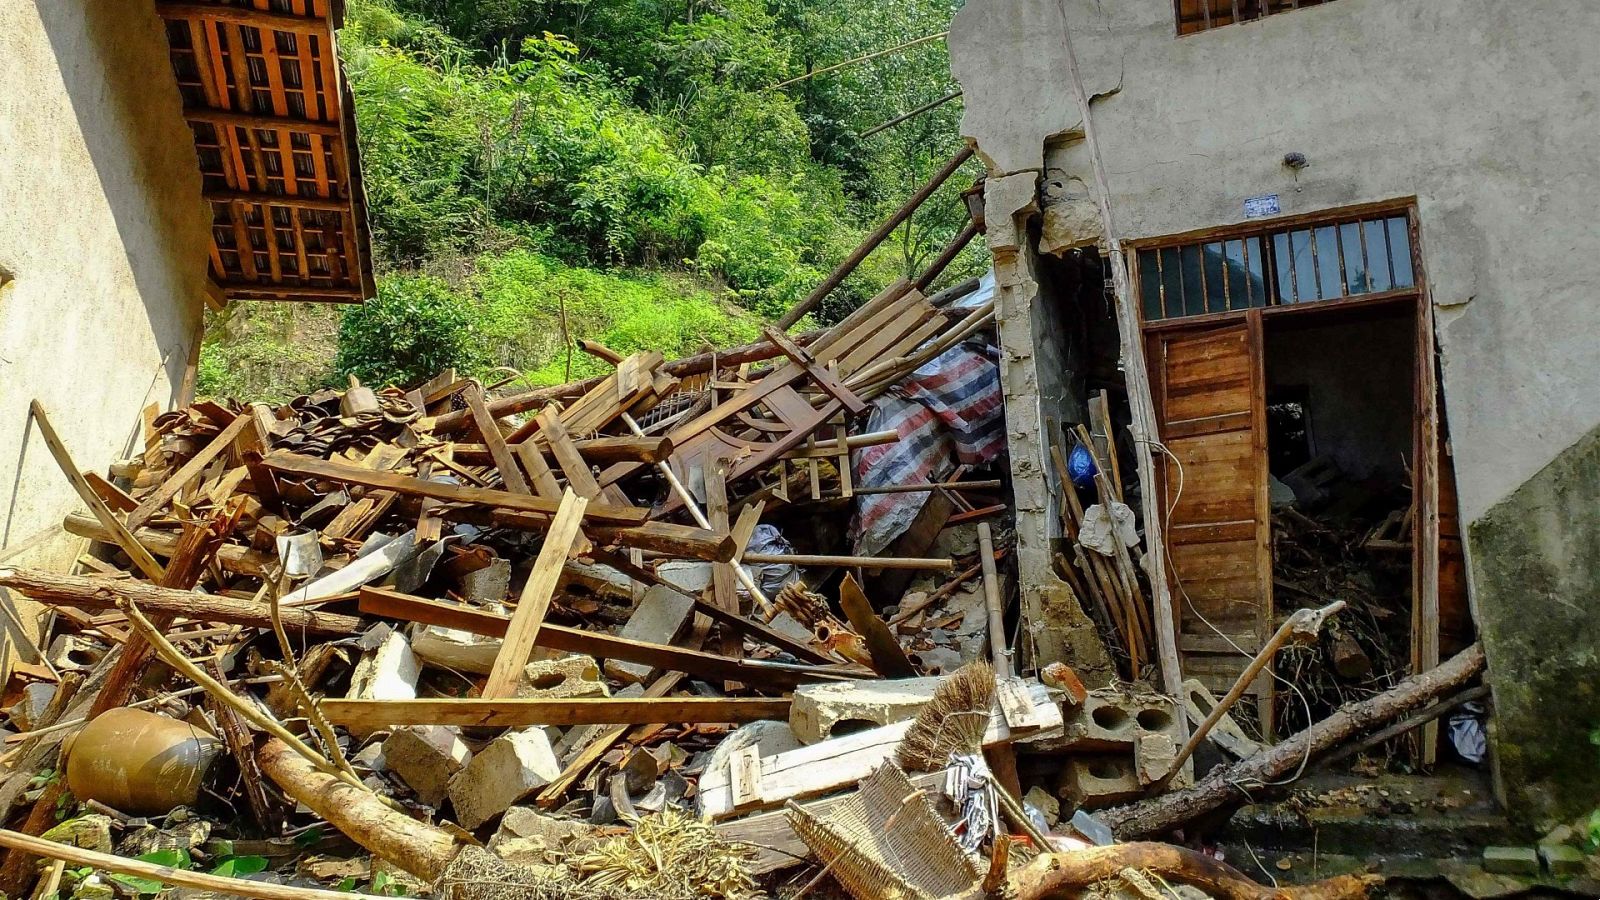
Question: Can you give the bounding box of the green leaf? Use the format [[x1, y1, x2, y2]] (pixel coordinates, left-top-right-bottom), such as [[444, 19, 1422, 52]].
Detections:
[[209, 856, 269, 878], [336, 877, 360, 892], [294, 826, 325, 849], [109, 873, 167, 895], [137, 849, 191, 870]]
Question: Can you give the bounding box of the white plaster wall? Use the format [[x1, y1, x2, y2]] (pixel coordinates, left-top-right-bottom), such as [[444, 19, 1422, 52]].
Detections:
[[0, 1, 211, 640], [950, 0, 1600, 527]]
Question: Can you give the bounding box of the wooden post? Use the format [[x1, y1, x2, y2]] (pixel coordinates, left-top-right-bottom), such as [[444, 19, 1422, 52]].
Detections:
[[1048, 2, 1185, 708]]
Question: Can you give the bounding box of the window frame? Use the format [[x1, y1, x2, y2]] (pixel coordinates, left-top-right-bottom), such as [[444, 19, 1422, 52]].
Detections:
[[1173, 0, 1335, 38], [1130, 200, 1423, 332]]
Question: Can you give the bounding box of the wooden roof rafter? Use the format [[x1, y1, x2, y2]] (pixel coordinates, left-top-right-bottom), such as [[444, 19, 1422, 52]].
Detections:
[[158, 0, 375, 304]]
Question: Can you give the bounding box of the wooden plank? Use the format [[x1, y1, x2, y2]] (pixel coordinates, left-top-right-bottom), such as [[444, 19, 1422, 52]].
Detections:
[[319, 696, 789, 730], [157, 1, 329, 34], [535, 409, 601, 499], [63, 513, 273, 577], [696, 681, 1059, 818], [259, 451, 647, 525], [760, 327, 866, 415], [534, 673, 684, 808], [464, 384, 531, 495], [83, 472, 137, 514], [27, 403, 165, 582], [481, 491, 587, 698], [184, 108, 342, 137], [127, 413, 253, 531], [703, 454, 740, 662], [511, 442, 562, 500]]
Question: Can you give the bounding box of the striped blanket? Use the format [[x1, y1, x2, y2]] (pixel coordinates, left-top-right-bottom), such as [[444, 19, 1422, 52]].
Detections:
[[851, 339, 1006, 556]]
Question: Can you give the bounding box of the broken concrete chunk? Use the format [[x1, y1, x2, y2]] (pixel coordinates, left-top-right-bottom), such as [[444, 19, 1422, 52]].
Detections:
[[604, 585, 695, 683], [461, 558, 512, 604], [1134, 732, 1192, 788], [1538, 843, 1586, 877], [488, 806, 595, 867], [384, 725, 471, 808], [1023, 785, 1060, 827], [516, 655, 608, 700], [48, 633, 108, 671], [8, 682, 56, 732], [789, 676, 942, 745], [347, 630, 419, 702], [410, 624, 503, 675], [448, 728, 562, 829]]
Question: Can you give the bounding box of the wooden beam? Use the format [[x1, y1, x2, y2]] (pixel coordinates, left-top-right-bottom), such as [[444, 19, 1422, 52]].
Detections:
[[454, 435, 674, 466], [218, 283, 365, 302], [185, 108, 342, 137], [259, 451, 647, 525], [319, 697, 790, 730], [157, 2, 329, 34], [27, 402, 165, 581], [1050, 2, 1185, 705], [838, 573, 916, 678], [357, 588, 851, 689], [64, 513, 273, 576], [463, 383, 531, 495], [0, 567, 359, 637], [126, 412, 253, 530], [204, 189, 346, 212], [741, 553, 953, 571], [481, 491, 587, 698]]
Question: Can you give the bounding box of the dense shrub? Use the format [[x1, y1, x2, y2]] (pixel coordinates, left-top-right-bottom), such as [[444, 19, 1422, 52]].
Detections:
[[336, 275, 479, 387]]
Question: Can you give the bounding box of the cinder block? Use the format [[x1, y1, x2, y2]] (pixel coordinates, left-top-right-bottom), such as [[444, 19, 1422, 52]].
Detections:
[[604, 586, 695, 683], [384, 725, 471, 807], [1058, 754, 1141, 809], [1482, 846, 1540, 875], [516, 655, 608, 700], [1060, 688, 1181, 751], [789, 677, 942, 745], [448, 728, 562, 829]]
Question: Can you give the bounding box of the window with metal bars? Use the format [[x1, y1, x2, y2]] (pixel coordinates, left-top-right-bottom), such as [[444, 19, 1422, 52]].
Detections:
[[1175, 0, 1334, 36], [1136, 212, 1415, 321]]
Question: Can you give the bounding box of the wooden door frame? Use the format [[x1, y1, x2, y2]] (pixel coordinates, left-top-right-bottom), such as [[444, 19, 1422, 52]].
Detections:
[[1131, 201, 1445, 746]]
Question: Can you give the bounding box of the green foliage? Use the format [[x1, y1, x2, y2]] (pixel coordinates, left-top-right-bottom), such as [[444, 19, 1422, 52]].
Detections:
[[336, 275, 479, 387], [110, 849, 192, 894], [201, 0, 987, 400]]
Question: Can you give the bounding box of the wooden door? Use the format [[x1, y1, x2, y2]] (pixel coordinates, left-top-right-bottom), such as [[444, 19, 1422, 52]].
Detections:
[[1148, 316, 1274, 724]]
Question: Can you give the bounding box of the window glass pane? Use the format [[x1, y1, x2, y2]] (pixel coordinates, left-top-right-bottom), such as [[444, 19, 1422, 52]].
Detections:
[[1180, 244, 1205, 316], [1202, 242, 1228, 313], [1289, 229, 1318, 303], [1387, 216, 1415, 288], [1223, 239, 1248, 309], [1159, 246, 1184, 318], [1273, 231, 1293, 304], [1339, 222, 1368, 294], [1363, 219, 1393, 292], [1139, 249, 1163, 320], [1314, 225, 1342, 299]]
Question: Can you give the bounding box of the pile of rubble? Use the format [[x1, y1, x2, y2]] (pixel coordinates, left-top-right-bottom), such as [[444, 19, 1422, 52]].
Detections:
[[0, 271, 1507, 899]]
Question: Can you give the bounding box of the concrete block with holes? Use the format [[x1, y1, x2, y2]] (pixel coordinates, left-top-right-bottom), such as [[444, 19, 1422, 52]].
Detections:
[[1058, 687, 1185, 752], [1056, 754, 1143, 809]]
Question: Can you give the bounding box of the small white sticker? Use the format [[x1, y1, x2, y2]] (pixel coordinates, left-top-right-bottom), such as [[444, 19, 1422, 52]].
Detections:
[[1244, 194, 1281, 219]]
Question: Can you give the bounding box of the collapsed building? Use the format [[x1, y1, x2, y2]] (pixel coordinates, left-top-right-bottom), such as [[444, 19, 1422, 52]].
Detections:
[[0, 0, 1595, 899]]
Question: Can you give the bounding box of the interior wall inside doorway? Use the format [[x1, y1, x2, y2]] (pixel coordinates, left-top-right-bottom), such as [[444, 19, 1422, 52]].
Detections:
[[1264, 305, 1417, 486]]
